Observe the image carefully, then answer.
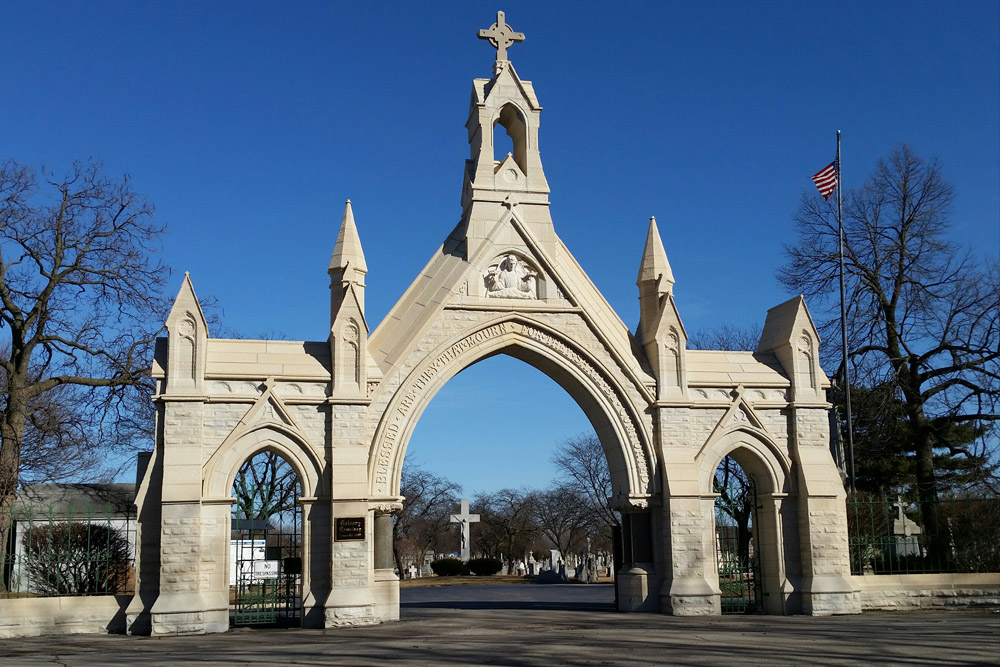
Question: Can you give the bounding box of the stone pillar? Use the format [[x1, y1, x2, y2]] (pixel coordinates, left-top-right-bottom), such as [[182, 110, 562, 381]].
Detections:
[[148, 399, 228, 636], [756, 493, 794, 614], [792, 407, 861, 615], [301, 496, 331, 628], [126, 442, 163, 635], [617, 510, 660, 612], [797, 493, 860, 615], [325, 500, 377, 627], [371, 507, 400, 623], [659, 494, 718, 616], [374, 512, 395, 570]]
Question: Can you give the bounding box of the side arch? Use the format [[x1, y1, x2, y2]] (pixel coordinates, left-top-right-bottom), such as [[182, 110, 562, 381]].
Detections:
[[204, 425, 326, 500], [368, 314, 655, 504], [698, 427, 794, 497]]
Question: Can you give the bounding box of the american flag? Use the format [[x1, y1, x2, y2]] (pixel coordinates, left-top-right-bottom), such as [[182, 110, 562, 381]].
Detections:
[[811, 161, 838, 200]]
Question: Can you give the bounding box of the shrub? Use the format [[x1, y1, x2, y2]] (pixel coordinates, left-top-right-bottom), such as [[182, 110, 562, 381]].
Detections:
[[467, 557, 503, 576], [430, 558, 464, 576], [21, 522, 131, 595]]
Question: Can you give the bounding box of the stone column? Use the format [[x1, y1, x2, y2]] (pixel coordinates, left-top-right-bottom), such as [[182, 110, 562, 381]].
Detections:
[[374, 512, 395, 570], [617, 509, 660, 612], [371, 506, 400, 623]]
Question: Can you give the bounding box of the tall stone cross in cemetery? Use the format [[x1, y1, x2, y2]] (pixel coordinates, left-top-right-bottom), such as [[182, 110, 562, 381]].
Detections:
[[478, 10, 524, 65], [450, 498, 480, 562]]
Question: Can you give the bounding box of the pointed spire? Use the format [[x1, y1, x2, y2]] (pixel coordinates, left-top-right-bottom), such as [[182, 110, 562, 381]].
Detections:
[[330, 199, 367, 278], [636, 216, 674, 292], [167, 271, 208, 332]]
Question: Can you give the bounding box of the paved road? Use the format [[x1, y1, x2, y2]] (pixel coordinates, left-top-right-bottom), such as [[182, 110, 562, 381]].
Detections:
[[2, 585, 998, 666]]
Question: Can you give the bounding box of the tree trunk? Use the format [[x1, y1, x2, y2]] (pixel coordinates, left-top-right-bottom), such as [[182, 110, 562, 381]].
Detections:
[[0, 391, 28, 594], [913, 427, 943, 565]]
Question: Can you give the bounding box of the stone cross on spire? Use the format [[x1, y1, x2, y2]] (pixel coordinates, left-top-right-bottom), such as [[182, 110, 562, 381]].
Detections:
[[478, 11, 525, 64]]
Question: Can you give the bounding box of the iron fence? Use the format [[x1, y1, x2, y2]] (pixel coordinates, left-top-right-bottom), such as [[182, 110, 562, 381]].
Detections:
[[846, 494, 1000, 576], [2, 502, 137, 598]]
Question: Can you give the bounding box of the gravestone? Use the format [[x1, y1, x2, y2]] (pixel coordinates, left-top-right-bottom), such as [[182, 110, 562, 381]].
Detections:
[[891, 497, 923, 557]]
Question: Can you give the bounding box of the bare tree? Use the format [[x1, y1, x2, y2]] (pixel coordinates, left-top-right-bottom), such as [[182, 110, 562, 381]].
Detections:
[[714, 456, 753, 567], [780, 145, 1000, 544], [551, 433, 619, 532], [393, 462, 461, 575], [472, 487, 538, 562], [232, 451, 300, 521], [0, 160, 168, 591], [532, 486, 591, 557], [688, 323, 762, 351]]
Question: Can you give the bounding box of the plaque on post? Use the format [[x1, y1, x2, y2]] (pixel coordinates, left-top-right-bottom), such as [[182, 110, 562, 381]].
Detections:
[[335, 516, 366, 541]]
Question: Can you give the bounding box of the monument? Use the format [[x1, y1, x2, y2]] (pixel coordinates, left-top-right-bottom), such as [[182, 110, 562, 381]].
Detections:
[[130, 11, 860, 635], [449, 498, 480, 562]]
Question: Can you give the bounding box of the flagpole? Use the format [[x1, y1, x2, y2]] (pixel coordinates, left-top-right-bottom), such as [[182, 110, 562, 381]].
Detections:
[[836, 129, 856, 493]]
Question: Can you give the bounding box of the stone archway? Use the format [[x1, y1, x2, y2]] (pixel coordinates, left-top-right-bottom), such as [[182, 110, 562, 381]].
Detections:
[[135, 13, 861, 636], [368, 315, 655, 507]]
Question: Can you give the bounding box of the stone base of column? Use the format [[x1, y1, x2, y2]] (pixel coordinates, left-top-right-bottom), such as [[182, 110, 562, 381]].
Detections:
[[616, 564, 661, 612], [149, 591, 228, 635], [324, 604, 380, 627], [324, 585, 380, 627], [371, 569, 400, 622], [801, 575, 861, 615], [661, 575, 719, 616]]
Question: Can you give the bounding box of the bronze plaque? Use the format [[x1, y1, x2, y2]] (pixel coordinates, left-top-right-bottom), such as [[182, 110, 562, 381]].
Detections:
[[335, 516, 366, 542]]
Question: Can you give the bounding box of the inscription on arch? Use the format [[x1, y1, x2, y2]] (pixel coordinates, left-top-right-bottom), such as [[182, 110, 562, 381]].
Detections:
[[373, 320, 652, 495]]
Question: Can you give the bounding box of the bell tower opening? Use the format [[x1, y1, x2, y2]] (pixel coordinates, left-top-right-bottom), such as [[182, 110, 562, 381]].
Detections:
[[494, 104, 527, 174]]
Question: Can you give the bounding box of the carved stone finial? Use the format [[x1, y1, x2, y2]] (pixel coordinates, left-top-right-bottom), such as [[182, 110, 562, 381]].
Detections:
[[478, 11, 525, 64]]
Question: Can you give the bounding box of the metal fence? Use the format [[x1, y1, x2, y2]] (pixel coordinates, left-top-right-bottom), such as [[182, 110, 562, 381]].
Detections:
[[846, 494, 1000, 576], [2, 503, 137, 598]]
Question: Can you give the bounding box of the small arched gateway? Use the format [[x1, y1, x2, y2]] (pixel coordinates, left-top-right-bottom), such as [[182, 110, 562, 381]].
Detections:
[[128, 12, 860, 635]]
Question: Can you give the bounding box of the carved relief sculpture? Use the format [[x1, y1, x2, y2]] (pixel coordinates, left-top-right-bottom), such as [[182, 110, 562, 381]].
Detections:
[[483, 254, 538, 299]]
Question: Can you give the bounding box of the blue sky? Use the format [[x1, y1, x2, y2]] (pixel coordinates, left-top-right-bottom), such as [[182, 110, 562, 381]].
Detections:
[[3, 2, 997, 494]]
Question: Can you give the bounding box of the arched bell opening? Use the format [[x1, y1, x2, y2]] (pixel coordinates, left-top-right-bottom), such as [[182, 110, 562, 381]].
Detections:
[[229, 449, 304, 627], [493, 103, 528, 173]]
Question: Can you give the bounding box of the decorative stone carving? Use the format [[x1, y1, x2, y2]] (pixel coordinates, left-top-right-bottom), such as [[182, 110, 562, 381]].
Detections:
[[727, 408, 750, 426], [370, 501, 404, 516], [610, 494, 650, 511], [483, 254, 538, 299]]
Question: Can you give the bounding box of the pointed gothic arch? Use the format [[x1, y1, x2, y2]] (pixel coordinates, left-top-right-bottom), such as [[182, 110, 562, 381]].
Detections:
[[368, 314, 656, 506], [204, 426, 325, 501]]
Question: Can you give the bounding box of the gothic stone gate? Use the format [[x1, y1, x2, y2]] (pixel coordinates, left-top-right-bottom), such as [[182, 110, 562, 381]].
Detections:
[[126, 12, 861, 636]]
